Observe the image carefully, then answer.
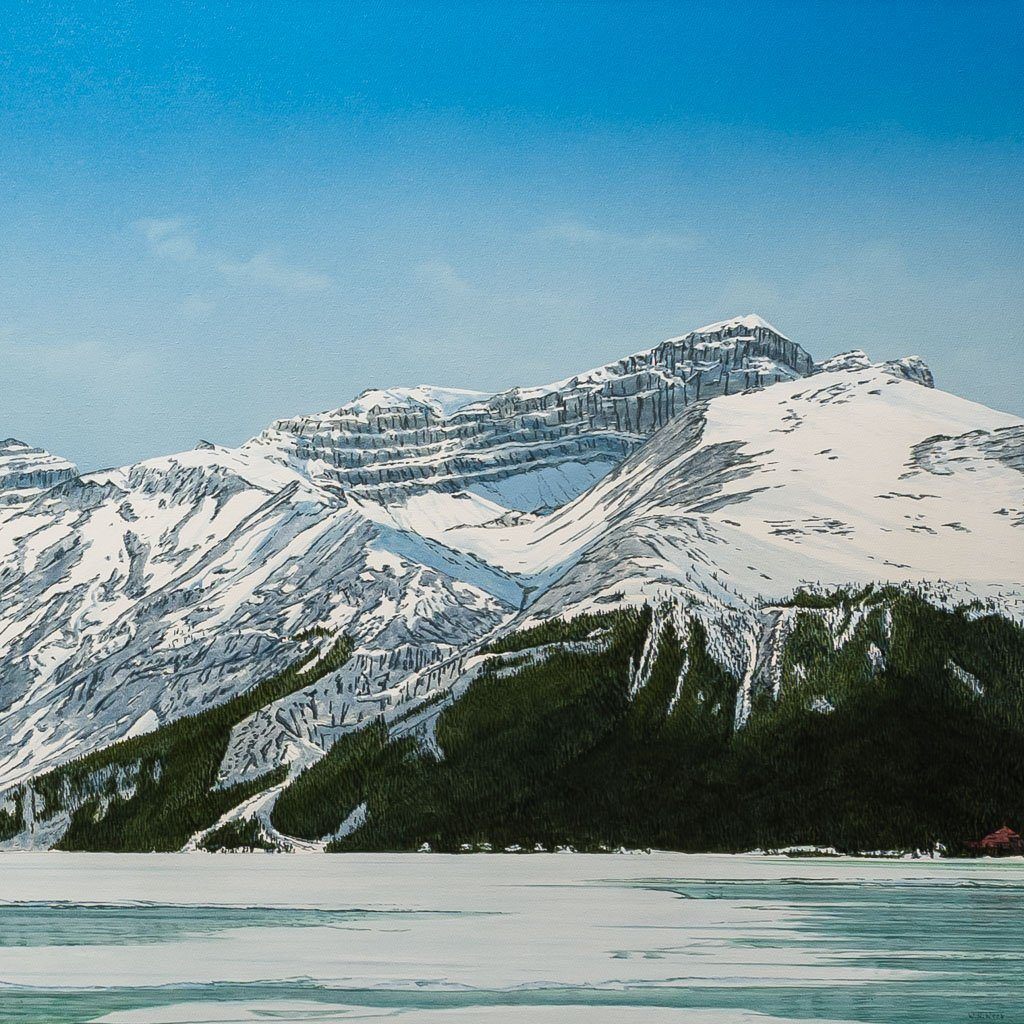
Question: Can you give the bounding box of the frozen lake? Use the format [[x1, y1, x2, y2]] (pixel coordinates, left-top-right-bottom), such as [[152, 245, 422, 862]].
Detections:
[[1, 852, 1022, 1023]]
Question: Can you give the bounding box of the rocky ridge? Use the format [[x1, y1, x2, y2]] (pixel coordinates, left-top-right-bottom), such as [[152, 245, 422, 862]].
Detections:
[[248, 315, 814, 510], [2, 314, 1021, 810]]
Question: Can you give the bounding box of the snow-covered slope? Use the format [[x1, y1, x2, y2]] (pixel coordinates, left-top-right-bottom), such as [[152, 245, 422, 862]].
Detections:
[[0, 445, 515, 787], [1, 314, 1021, 792], [492, 367, 1022, 615], [395, 363, 1021, 702], [168, 360, 1024, 792], [246, 314, 814, 510]]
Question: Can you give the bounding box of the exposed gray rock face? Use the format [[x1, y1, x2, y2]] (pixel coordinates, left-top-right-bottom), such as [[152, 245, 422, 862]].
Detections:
[[815, 350, 934, 388], [815, 350, 873, 373], [880, 355, 934, 388], [215, 644, 471, 787], [249, 315, 815, 510], [0, 446, 515, 788], [907, 425, 1024, 475], [0, 314, 965, 794], [0, 439, 78, 506]]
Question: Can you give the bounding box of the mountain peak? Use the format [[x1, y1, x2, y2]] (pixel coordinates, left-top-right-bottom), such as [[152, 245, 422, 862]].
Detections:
[[340, 385, 493, 419], [0, 438, 78, 500], [0, 314, 1018, 803], [258, 315, 818, 508], [689, 313, 788, 339], [815, 350, 872, 373]]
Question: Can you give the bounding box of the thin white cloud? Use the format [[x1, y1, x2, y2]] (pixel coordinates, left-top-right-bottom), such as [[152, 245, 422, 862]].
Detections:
[[0, 326, 155, 382], [413, 257, 585, 318], [136, 218, 199, 261], [539, 219, 701, 253], [415, 258, 473, 296], [135, 219, 333, 296], [181, 293, 216, 318], [217, 252, 332, 294]]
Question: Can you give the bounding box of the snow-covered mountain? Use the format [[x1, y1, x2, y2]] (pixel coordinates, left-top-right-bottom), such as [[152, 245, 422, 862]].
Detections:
[[1, 314, 1021, 796], [478, 365, 1024, 715], [247, 314, 813, 510], [473, 365, 1023, 616], [0, 439, 77, 507], [0, 445, 515, 788]]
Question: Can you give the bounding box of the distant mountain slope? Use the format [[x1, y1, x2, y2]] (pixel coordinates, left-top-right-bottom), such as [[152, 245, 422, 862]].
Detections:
[[491, 366, 1023, 625], [247, 314, 814, 509], [10, 587, 1024, 855], [314, 589, 1024, 854], [0, 314, 1021, 817], [0, 445, 514, 788], [0, 439, 77, 506]]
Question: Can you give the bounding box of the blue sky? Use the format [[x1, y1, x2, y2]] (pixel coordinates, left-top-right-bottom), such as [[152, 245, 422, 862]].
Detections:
[[2, 1, 1022, 470]]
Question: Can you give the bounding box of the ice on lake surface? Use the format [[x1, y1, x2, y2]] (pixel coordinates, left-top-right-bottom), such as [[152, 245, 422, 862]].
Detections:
[[0, 852, 1022, 1023]]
